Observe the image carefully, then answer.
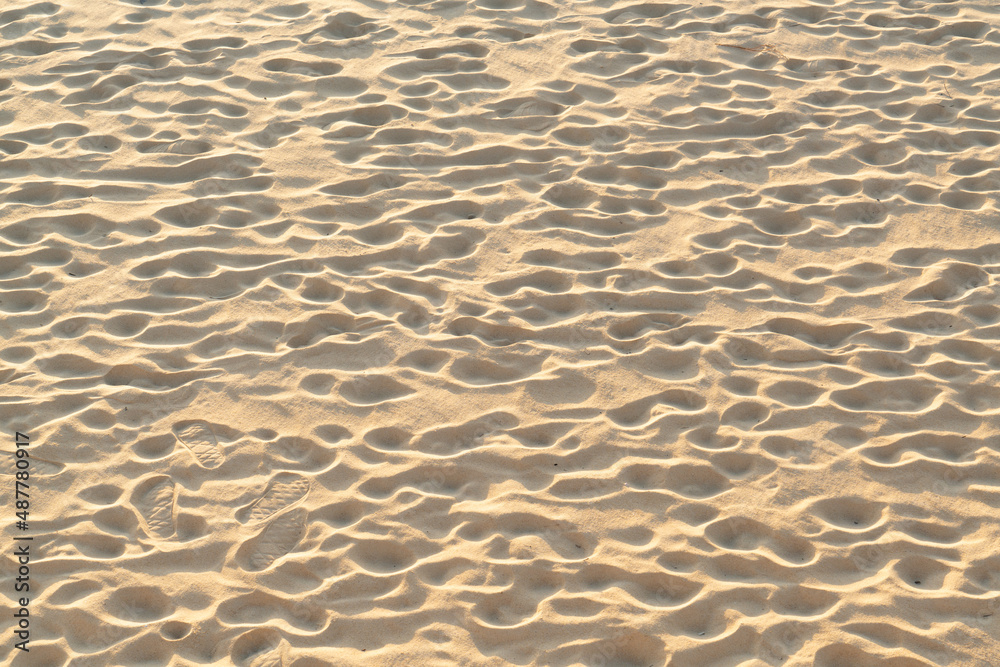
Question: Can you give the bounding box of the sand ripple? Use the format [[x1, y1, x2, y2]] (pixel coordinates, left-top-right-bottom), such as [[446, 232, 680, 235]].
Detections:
[[2, 0, 1000, 664]]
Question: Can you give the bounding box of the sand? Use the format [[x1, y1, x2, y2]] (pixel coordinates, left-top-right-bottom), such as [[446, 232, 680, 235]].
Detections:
[[1, 0, 999, 664]]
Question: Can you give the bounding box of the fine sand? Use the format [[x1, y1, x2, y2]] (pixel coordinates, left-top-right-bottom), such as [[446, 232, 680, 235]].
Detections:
[[2, 0, 1000, 665]]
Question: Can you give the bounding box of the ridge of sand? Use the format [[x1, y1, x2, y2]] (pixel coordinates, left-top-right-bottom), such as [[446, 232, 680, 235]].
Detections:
[[1, 0, 999, 665]]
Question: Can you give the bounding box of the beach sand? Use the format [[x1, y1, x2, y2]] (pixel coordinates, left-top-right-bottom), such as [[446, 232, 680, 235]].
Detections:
[[2, 0, 999, 664]]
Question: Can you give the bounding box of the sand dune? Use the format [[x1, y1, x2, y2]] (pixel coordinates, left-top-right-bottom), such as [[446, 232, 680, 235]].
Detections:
[[2, 0, 1000, 664]]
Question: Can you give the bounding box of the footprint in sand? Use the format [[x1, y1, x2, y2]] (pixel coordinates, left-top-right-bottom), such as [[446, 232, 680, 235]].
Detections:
[[236, 472, 311, 524], [249, 649, 283, 667], [172, 420, 225, 469], [132, 476, 176, 539], [239, 507, 308, 571], [233, 629, 288, 667]]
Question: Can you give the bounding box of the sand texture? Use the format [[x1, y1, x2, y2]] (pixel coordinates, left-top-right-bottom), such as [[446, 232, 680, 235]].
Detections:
[[2, 0, 1000, 664]]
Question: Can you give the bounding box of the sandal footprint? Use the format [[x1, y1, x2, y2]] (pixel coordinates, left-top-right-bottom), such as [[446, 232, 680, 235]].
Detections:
[[172, 420, 225, 469], [237, 472, 310, 524], [132, 475, 176, 539], [239, 508, 308, 571]]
